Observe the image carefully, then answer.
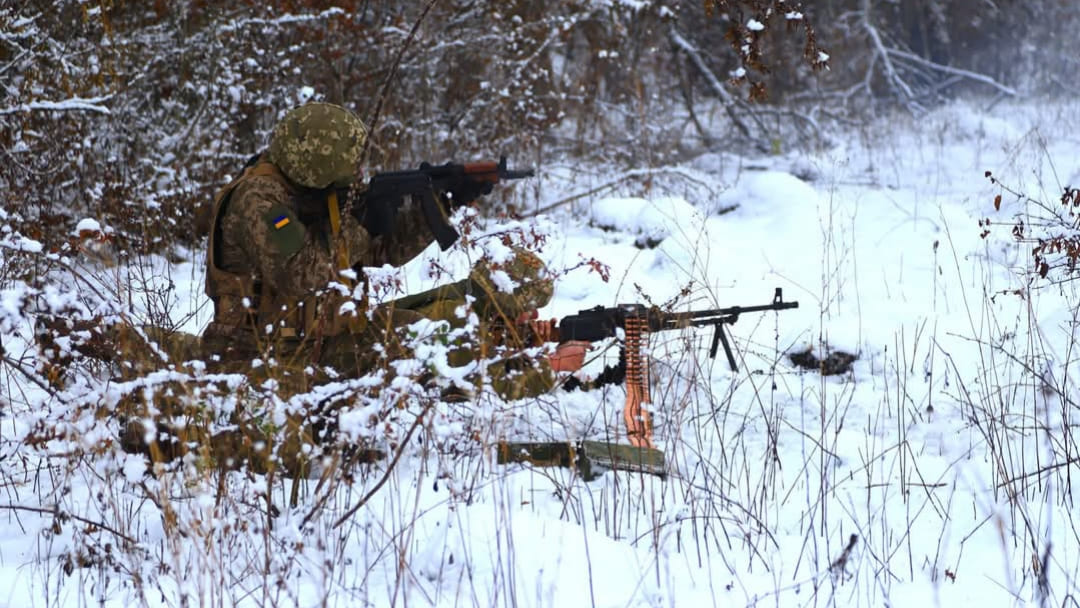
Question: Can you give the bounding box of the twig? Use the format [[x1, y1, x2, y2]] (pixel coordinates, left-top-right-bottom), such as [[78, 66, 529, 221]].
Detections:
[[524, 178, 626, 218], [668, 26, 769, 153], [357, 0, 441, 169], [217, 7, 346, 32], [1049, 75, 1080, 96], [344, 0, 441, 235], [525, 166, 718, 218], [1, 353, 55, 395], [830, 533, 859, 574], [998, 457, 1080, 488], [0, 95, 113, 115], [860, 0, 914, 101], [0, 503, 138, 546], [332, 403, 432, 528]]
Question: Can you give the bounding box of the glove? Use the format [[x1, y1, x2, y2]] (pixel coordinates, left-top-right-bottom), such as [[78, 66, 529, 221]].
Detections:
[[517, 310, 591, 373], [548, 341, 591, 373]]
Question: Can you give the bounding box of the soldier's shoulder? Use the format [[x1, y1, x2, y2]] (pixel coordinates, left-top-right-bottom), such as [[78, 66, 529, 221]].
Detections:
[[228, 172, 292, 212], [221, 173, 293, 235]]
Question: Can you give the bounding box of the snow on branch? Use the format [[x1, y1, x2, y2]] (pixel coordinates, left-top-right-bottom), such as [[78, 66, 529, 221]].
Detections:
[[218, 7, 346, 33], [885, 47, 1018, 97], [861, 4, 915, 101], [0, 95, 113, 115]]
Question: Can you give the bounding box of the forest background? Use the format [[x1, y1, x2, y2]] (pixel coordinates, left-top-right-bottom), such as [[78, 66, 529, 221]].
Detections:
[[4, 1, 1080, 607], [5, 0, 1077, 255]]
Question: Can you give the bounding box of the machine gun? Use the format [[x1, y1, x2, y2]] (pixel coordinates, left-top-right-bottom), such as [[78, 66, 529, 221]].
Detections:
[[552, 288, 798, 449], [356, 156, 533, 250], [499, 287, 800, 471], [556, 287, 799, 373]]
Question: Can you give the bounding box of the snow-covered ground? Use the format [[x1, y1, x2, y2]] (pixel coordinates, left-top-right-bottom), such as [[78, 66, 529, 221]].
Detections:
[[2, 99, 1079, 607]]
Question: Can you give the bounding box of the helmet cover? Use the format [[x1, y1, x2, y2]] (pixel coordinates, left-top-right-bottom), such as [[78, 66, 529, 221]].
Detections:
[[267, 102, 367, 189]]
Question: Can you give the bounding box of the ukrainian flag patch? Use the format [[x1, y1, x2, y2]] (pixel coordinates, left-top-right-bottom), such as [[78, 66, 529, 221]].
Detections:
[[264, 207, 304, 256]]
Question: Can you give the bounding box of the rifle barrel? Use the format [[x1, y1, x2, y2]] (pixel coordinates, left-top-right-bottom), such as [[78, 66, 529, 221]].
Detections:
[[501, 168, 535, 179]]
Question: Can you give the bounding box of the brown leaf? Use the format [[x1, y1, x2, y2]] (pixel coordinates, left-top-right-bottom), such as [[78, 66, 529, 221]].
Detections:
[[994, 194, 1002, 211]]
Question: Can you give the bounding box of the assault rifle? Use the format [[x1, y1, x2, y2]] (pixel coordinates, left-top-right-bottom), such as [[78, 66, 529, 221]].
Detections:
[[356, 156, 534, 250], [554, 288, 799, 372]]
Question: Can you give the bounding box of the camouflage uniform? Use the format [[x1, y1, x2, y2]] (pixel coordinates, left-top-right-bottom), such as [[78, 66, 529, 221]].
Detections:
[[203, 103, 556, 398]]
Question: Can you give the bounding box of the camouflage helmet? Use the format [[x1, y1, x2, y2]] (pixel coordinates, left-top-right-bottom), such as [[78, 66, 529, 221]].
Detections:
[[266, 102, 367, 189]]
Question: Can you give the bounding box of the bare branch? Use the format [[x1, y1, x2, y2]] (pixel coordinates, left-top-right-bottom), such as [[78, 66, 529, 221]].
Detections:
[[669, 26, 770, 152], [0, 95, 113, 116], [860, 0, 915, 101], [885, 47, 1019, 97]]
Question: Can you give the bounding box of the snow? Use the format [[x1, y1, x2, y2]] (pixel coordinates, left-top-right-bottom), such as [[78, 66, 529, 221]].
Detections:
[[2, 234, 43, 253], [73, 218, 101, 234], [121, 453, 147, 482], [0, 95, 113, 115], [297, 85, 316, 103], [3, 99, 1080, 607]]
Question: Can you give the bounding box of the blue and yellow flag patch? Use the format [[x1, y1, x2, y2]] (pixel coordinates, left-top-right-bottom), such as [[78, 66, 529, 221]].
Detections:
[[264, 207, 304, 256]]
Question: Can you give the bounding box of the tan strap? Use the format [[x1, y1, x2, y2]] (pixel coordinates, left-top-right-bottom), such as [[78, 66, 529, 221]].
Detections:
[[326, 190, 351, 278], [247, 161, 288, 181]]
